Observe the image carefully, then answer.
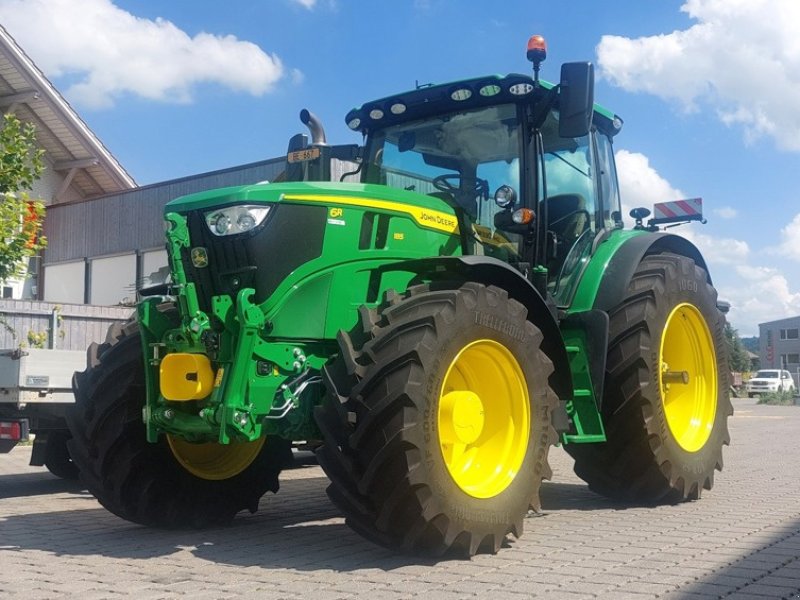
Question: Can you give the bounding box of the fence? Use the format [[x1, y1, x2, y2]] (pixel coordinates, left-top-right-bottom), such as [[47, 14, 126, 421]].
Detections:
[[0, 299, 133, 352]]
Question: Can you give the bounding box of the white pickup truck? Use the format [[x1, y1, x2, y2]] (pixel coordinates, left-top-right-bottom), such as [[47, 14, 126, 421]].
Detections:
[[745, 369, 797, 397], [0, 348, 87, 478]]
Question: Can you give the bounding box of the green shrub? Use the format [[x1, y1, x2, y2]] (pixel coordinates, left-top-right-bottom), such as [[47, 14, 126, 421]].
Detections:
[[757, 390, 796, 405]]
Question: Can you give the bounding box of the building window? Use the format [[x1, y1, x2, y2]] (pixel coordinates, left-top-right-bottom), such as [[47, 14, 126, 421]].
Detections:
[[43, 261, 85, 304], [780, 328, 799, 340], [782, 354, 800, 365], [2, 286, 12, 298], [90, 254, 136, 306]]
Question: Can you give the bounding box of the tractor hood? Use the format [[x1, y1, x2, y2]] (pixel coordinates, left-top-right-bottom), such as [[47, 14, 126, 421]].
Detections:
[[164, 182, 455, 218], [165, 181, 458, 226]]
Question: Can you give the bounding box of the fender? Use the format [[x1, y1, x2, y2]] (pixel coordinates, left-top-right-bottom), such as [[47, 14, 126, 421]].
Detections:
[[377, 255, 573, 402], [591, 232, 708, 313]]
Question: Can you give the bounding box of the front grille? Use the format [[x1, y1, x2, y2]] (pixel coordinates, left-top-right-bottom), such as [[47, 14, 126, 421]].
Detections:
[[181, 203, 327, 312]]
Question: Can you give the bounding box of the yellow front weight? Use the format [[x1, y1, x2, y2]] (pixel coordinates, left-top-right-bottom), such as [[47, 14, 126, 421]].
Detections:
[[160, 353, 215, 401]]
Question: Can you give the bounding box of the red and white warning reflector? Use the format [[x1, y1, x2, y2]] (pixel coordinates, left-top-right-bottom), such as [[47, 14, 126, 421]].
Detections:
[[652, 197, 703, 224]]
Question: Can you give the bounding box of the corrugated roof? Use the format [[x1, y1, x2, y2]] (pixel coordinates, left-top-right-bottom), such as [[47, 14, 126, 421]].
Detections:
[[0, 25, 135, 200]]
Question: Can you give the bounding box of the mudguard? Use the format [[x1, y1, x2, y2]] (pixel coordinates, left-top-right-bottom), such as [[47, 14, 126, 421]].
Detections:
[[592, 232, 709, 313], [376, 255, 573, 402]]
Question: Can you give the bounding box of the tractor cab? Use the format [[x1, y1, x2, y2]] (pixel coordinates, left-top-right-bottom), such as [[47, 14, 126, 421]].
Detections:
[[290, 38, 625, 308]]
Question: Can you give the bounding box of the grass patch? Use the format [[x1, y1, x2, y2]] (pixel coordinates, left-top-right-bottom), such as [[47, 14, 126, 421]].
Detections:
[[756, 390, 796, 405]]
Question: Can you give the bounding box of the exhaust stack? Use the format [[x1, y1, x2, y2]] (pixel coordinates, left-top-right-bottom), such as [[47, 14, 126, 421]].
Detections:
[[300, 109, 327, 145]]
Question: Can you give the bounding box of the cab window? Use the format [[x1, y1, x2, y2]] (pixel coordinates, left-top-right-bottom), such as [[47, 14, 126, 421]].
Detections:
[[594, 132, 622, 229], [540, 119, 596, 300]]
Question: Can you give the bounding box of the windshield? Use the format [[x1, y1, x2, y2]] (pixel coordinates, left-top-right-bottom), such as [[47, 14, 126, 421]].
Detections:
[[363, 104, 521, 234], [755, 370, 780, 379]]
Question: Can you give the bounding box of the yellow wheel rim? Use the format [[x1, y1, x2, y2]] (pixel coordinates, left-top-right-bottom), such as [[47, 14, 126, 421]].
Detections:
[[167, 435, 265, 480], [438, 339, 530, 499], [659, 303, 717, 453]]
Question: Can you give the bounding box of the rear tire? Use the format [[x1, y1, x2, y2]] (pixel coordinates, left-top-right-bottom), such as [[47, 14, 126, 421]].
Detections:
[[67, 320, 292, 528], [566, 253, 732, 503], [315, 282, 558, 556]]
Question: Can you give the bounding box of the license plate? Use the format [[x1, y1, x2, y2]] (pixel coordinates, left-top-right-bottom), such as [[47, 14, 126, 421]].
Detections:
[[287, 147, 321, 163]]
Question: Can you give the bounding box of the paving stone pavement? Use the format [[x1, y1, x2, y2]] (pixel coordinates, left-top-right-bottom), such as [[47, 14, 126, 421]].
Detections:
[[1, 397, 799, 599]]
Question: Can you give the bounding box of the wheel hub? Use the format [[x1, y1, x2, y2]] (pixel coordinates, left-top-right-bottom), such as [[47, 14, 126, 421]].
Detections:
[[440, 390, 485, 445]]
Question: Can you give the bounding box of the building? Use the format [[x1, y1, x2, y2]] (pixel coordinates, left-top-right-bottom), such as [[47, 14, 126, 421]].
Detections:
[[0, 25, 135, 300], [758, 315, 800, 384]]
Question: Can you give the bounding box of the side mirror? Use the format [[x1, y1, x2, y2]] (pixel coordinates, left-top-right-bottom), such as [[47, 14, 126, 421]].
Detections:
[[559, 62, 594, 138]]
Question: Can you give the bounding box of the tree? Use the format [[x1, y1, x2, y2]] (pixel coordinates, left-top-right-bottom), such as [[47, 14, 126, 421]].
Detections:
[[0, 113, 46, 284], [724, 322, 751, 373]]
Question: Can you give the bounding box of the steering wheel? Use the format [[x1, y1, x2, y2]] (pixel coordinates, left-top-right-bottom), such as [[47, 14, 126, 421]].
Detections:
[[550, 209, 592, 230], [432, 174, 489, 199]]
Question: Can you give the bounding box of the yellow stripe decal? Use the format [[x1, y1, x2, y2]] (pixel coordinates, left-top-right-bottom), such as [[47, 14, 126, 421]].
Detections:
[[283, 194, 459, 234]]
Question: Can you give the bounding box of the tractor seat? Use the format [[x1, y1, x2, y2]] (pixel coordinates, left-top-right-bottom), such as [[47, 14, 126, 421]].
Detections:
[[543, 194, 589, 273], [545, 193, 588, 241]]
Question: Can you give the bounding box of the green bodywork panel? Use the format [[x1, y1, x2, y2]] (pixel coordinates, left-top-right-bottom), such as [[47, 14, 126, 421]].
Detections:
[[568, 229, 647, 313], [555, 229, 649, 443]]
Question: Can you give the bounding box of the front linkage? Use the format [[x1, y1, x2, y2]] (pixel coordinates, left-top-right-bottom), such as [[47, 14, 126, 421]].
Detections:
[[139, 211, 326, 446]]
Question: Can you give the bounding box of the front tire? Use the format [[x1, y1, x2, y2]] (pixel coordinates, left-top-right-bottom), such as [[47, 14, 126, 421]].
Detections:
[[567, 253, 732, 503], [316, 283, 558, 556], [67, 321, 292, 528]]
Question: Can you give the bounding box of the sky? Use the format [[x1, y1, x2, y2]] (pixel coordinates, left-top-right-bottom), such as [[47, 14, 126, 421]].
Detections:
[[1, 0, 799, 336]]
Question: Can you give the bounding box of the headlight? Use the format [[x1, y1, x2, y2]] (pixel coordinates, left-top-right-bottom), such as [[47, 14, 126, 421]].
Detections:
[[204, 205, 270, 237], [494, 185, 517, 209]]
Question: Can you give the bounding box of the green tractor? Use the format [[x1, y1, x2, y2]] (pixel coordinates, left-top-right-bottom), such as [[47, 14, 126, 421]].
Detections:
[[67, 36, 732, 556]]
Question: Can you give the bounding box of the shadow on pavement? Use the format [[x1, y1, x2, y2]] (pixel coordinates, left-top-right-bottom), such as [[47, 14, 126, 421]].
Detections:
[[541, 481, 623, 511], [677, 517, 800, 598], [1, 466, 665, 571], [0, 473, 443, 570], [0, 472, 87, 500]]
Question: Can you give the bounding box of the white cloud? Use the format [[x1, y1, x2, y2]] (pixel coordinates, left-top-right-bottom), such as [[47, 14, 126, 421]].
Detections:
[[0, 0, 284, 108], [680, 229, 750, 266], [614, 149, 685, 226], [713, 206, 738, 219], [290, 68, 306, 85], [615, 149, 749, 262], [768, 213, 800, 262], [612, 148, 800, 335], [291, 0, 317, 8], [721, 265, 800, 335], [597, 0, 800, 151]]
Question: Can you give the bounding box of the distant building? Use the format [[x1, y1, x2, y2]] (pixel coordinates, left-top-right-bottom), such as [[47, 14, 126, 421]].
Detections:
[[758, 315, 800, 385]]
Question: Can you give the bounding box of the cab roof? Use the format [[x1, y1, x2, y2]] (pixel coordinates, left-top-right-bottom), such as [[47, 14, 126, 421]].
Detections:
[[345, 72, 622, 138]]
